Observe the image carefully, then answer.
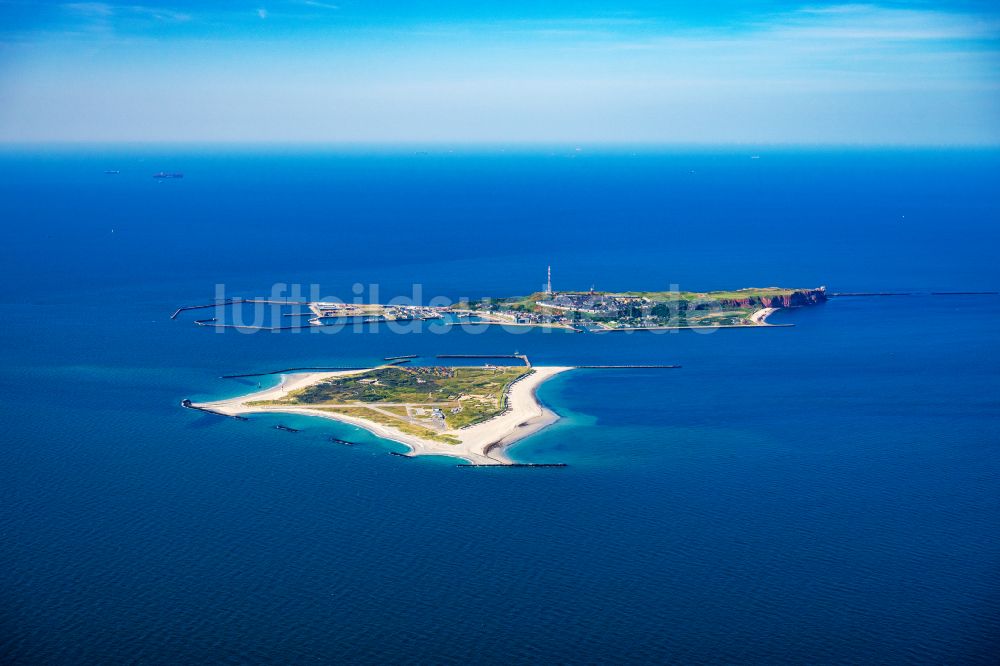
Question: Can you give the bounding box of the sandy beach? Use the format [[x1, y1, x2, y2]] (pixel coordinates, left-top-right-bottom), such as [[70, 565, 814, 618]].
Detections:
[[748, 307, 778, 324], [195, 366, 573, 464]]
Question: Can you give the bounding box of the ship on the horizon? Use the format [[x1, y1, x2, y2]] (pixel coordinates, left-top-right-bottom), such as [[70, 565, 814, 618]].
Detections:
[[153, 172, 184, 179]]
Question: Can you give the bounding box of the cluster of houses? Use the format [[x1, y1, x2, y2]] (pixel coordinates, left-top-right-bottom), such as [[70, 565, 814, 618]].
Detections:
[[411, 405, 462, 429], [535, 292, 647, 316], [507, 311, 568, 326]]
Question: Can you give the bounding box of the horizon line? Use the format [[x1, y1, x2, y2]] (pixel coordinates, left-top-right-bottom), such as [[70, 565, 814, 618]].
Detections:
[[2, 140, 999, 150]]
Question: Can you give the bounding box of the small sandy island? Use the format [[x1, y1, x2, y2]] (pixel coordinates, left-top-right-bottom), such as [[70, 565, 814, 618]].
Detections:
[[194, 366, 573, 465]]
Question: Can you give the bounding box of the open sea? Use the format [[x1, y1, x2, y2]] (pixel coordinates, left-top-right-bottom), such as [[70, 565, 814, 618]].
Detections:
[[1, 147, 998, 663]]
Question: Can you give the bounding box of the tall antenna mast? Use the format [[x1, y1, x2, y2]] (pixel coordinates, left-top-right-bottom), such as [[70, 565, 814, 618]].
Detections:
[[547, 265, 552, 295]]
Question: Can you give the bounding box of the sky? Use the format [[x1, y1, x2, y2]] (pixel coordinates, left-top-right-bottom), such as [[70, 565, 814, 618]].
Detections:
[[0, 1, 998, 144]]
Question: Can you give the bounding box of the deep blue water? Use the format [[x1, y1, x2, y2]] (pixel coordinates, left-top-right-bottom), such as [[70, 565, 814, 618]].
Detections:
[[1, 148, 998, 663]]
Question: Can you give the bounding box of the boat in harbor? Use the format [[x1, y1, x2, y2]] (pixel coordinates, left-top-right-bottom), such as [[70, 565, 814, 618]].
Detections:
[[153, 172, 184, 179]]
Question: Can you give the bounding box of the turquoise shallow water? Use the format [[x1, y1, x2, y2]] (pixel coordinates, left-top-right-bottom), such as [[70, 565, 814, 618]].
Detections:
[[1, 149, 999, 663]]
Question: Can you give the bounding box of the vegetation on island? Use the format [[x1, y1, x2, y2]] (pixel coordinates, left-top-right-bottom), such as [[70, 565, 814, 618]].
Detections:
[[248, 365, 531, 441], [451, 286, 824, 329], [313, 406, 462, 444]]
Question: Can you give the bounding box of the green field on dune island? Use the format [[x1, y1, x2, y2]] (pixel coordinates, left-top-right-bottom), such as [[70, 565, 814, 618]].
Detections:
[[249, 366, 530, 431]]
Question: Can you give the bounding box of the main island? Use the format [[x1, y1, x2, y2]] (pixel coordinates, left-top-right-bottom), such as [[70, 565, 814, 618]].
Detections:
[[175, 284, 828, 332], [450, 285, 826, 330]]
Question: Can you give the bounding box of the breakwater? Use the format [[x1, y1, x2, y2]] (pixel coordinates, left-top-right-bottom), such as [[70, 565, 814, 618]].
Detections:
[[456, 463, 568, 468], [180, 399, 249, 421], [194, 321, 304, 331], [220, 367, 368, 379], [593, 323, 794, 332], [830, 291, 997, 297], [576, 365, 681, 369], [829, 292, 913, 297], [436, 354, 532, 367], [171, 298, 308, 320]]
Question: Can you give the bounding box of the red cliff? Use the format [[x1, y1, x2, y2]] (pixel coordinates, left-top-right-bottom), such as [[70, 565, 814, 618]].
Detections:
[[717, 288, 827, 309]]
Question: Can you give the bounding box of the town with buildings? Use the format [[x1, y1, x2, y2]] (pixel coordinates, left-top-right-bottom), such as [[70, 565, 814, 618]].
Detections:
[[173, 267, 826, 332], [448, 267, 827, 330]]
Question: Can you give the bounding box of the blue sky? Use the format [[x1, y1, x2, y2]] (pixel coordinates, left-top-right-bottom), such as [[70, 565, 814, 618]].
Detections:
[[0, 1, 997, 144]]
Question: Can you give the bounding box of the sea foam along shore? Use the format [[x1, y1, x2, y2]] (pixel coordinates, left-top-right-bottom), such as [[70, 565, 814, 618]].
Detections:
[[194, 366, 574, 465]]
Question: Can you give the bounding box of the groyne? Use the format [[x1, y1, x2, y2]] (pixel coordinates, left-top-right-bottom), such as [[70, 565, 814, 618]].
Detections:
[[592, 323, 793, 332], [171, 298, 308, 320], [576, 365, 681, 369], [456, 463, 568, 468], [194, 321, 304, 331], [180, 398, 249, 421], [436, 354, 532, 367], [220, 367, 369, 379], [829, 291, 997, 298], [828, 292, 913, 297]]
